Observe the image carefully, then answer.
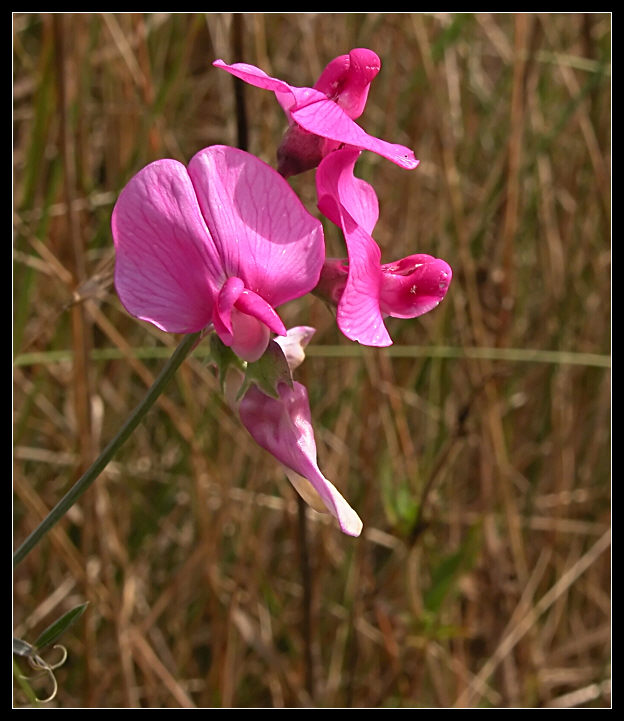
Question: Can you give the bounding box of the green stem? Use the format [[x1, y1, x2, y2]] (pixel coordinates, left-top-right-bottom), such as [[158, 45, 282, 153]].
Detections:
[[13, 332, 201, 568]]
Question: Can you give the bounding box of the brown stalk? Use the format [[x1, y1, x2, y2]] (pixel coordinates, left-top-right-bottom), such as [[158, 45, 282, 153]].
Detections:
[[231, 13, 248, 152], [412, 15, 530, 587], [296, 495, 315, 701], [130, 629, 197, 708], [52, 13, 98, 704], [498, 13, 532, 348], [454, 528, 610, 707], [52, 14, 94, 471]]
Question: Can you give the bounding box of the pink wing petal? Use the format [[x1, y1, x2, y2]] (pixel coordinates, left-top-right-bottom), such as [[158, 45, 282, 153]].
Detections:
[[212, 59, 296, 117], [212, 276, 245, 341], [316, 148, 379, 234], [212, 59, 292, 94], [212, 278, 286, 362], [188, 146, 324, 309], [235, 289, 287, 337], [317, 149, 391, 346], [335, 221, 392, 347], [292, 96, 419, 170], [239, 382, 363, 537], [112, 159, 222, 333], [313, 53, 351, 96]]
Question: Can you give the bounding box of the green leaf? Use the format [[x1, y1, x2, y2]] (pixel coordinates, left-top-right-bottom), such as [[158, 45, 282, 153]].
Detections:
[[33, 602, 89, 651], [379, 463, 420, 536], [423, 524, 482, 615]]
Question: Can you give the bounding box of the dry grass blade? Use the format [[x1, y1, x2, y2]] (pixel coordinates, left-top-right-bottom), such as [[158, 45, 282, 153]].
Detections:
[[454, 529, 611, 707]]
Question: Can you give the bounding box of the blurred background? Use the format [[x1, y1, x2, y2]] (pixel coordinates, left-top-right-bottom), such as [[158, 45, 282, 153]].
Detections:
[[13, 13, 611, 708]]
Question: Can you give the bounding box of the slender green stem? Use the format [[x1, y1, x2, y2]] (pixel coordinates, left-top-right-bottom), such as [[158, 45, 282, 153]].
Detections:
[[14, 344, 612, 369], [13, 332, 201, 568]]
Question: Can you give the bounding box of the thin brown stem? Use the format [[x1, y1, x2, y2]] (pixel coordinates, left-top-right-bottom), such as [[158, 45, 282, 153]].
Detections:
[[296, 493, 315, 702], [231, 13, 248, 152]]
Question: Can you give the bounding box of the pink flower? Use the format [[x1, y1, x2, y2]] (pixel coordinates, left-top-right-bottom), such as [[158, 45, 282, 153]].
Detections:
[[224, 328, 363, 537], [112, 145, 324, 362], [316, 147, 452, 347], [213, 49, 418, 177], [239, 378, 363, 538]]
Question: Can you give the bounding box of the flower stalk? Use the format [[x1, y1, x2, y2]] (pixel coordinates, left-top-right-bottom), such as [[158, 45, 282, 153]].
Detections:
[[13, 332, 201, 567]]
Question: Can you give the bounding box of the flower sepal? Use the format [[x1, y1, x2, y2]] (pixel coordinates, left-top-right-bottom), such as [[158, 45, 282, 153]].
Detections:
[[236, 338, 294, 402], [209, 331, 295, 403], [209, 331, 246, 396]]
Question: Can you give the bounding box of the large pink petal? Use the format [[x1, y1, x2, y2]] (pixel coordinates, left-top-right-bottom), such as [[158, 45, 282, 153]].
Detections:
[[239, 382, 363, 537], [188, 146, 324, 309], [112, 159, 223, 333]]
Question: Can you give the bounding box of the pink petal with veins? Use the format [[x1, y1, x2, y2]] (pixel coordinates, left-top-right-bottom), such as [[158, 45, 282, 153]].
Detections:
[[212, 59, 297, 115], [112, 159, 223, 334], [317, 149, 391, 346], [333, 221, 391, 347], [316, 148, 378, 233], [188, 146, 324, 309], [113, 146, 324, 363]]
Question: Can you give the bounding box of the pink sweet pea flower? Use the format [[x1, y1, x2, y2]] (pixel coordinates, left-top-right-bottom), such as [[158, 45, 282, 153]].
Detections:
[[239, 381, 362, 536], [224, 328, 363, 537], [316, 147, 452, 347], [112, 145, 324, 362], [213, 49, 418, 177]]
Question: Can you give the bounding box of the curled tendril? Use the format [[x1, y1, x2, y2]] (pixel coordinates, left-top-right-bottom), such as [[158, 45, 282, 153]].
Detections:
[[15, 644, 68, 704]]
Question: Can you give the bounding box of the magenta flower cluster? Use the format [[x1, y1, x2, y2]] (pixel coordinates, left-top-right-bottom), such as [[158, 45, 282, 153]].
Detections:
[[112, 48, 452, 537]]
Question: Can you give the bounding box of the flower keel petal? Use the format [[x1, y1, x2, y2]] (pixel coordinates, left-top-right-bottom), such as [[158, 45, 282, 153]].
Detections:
[[380, 255, 453, 319]]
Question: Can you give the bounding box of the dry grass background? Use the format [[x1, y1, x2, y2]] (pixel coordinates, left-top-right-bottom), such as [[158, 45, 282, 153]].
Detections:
[[13, 12, 611, 708]]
